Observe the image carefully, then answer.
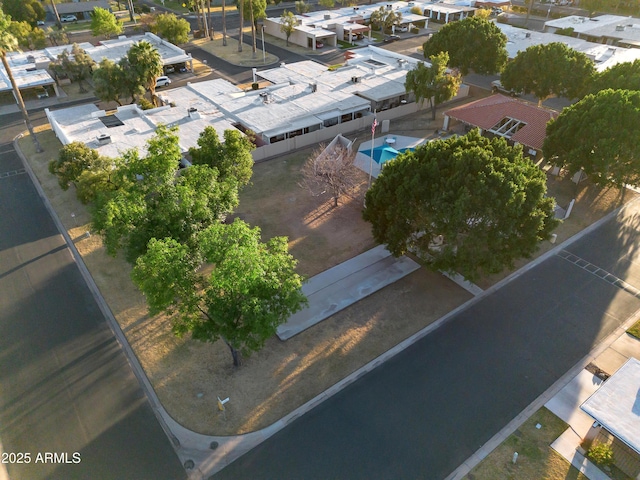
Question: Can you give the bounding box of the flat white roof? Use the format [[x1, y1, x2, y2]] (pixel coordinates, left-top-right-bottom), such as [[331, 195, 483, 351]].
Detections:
[[546, 14, 640, 43], [291, 0, 429, 27], [46, 87, 238, 158], [87, 33, 192, 66], [0, 66, 54, 92], [498, 23, 640, 72], [258, 47, 422, 102], [581, 358, 640, 455]]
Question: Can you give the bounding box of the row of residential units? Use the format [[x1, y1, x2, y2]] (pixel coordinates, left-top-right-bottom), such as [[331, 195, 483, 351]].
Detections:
[[45, 46, 470, 162], [0, 33, 193, 100], [262, 0, 486, 50]]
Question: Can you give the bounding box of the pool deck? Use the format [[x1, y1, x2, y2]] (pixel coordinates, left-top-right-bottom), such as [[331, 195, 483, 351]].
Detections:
[[354, 135, 426, 178]]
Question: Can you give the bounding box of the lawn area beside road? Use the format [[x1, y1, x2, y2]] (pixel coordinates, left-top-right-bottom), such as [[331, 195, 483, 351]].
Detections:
[[18, 124, 471, 435], [16, 100, 640, 438], [464, 408, 588, 480]]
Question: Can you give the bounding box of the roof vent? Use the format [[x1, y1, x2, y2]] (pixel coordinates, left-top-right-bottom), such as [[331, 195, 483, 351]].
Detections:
[[310, 83, 317, 92], [96, 133, 111, 144], [188, 107, 200, 119], [525, 32, 531, 38]]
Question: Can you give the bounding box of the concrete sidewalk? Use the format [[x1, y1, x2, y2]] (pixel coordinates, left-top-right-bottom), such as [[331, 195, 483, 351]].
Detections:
[[276, 245, 420, 340], [545, 333, 640, 479]]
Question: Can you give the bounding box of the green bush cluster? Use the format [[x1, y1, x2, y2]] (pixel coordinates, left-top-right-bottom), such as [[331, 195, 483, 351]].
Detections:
[[587, 443, 614, 467]]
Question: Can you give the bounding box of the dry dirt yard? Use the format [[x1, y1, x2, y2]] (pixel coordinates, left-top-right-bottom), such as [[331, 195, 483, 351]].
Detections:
[[18, 102, 637, 436]]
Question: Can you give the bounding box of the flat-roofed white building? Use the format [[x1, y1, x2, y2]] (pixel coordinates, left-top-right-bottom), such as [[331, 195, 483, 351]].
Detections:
[[263, 0, 430, 50], [2, 33, 193, 100], [498, 23, 640, 71], [46, 49, 468, 162], [46, 80, 241, 159], [544, 14, 640, 48]]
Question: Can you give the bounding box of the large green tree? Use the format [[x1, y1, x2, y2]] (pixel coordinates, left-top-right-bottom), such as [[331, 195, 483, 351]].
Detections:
[[188, 127, 254, 187], [543, 89, 640, 189], [500, 42, 595, 106], [590, 59, 640, 94], [132, 219, 307, 366], [404, 52, 461, 120], [363, 130, 557, 281], [422, 16, 507, 76], [48, 142, 101, 190], [91, 7, 123, 39], [0, 11, 42, 152], [1, 0, 44, 26], [154, 12, 191, 44], [91, 126, 240, 262]]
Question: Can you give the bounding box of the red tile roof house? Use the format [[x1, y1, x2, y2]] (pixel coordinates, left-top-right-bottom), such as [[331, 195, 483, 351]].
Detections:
[[443, 94, 559, 159]]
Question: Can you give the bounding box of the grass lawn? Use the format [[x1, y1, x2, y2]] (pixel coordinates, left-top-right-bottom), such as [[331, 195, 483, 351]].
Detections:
[[465, 408, 588, 480], [20, 122, 472, 435], [629, 320, 640, 340], [18, 95, 640, 438]]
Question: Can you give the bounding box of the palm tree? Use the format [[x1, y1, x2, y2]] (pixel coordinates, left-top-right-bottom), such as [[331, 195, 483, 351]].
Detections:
[[49, 0, 62, 28], [126, 40, 163, 102], [222, 0, 227, 46], [250, 0, 257, 57], [238, 0, 244, 52], [0, 12, 42, 152]]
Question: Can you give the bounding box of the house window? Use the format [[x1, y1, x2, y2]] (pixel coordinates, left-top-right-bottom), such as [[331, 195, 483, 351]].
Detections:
[[341, 113, 353, 123]]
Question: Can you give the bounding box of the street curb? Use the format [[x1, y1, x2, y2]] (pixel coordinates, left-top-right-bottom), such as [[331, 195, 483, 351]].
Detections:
[[12, 134, 194, 476], [15, 128, 640, 479], [444, 195, 640, 480]]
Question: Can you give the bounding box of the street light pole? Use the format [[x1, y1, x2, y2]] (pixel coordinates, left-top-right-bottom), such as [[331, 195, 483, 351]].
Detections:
[[261, 25, 266, 63]]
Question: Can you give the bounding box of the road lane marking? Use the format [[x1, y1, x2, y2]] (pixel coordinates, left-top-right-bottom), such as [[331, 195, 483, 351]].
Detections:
[[557, 249, 640, 297], [0, 169, 26, 178]]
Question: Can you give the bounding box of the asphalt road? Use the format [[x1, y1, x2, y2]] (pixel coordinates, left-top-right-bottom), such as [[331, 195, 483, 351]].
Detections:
[[214, 202, 640, 479], [0, 132, 186, 479]]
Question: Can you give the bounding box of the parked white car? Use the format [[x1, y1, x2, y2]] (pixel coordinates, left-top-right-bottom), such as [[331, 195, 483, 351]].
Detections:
[[60, 14, 78, 22], [155, 76, 172, 88]]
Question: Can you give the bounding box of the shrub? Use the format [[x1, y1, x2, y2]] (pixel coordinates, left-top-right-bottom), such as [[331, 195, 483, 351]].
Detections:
[[587, 444, 614, 467], [138, 98, 154, 110], [410, 6, 422, 15]]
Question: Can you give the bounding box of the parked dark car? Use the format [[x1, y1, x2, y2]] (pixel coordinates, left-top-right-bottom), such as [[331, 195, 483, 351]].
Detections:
[[383, 34, 400, 42]]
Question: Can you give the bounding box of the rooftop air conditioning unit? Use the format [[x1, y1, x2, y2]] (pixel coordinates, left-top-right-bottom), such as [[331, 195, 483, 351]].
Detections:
[[616, 25, 625, 31], [351, 76, 360, 83], [310, 83, 317, 92], [188, 107, 201, 119], [324, 14, 331, 20], [525, 32, 531, 38], [96, 133, 111, 144]]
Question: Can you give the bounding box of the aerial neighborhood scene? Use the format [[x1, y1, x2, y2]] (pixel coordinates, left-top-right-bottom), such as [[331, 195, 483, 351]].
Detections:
[[2, 0, 640, 477]]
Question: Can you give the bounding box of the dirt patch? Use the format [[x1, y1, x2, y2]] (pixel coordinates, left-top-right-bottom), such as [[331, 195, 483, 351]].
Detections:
[[20, 96, 639, 437], [20, 126, 471, 435]]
